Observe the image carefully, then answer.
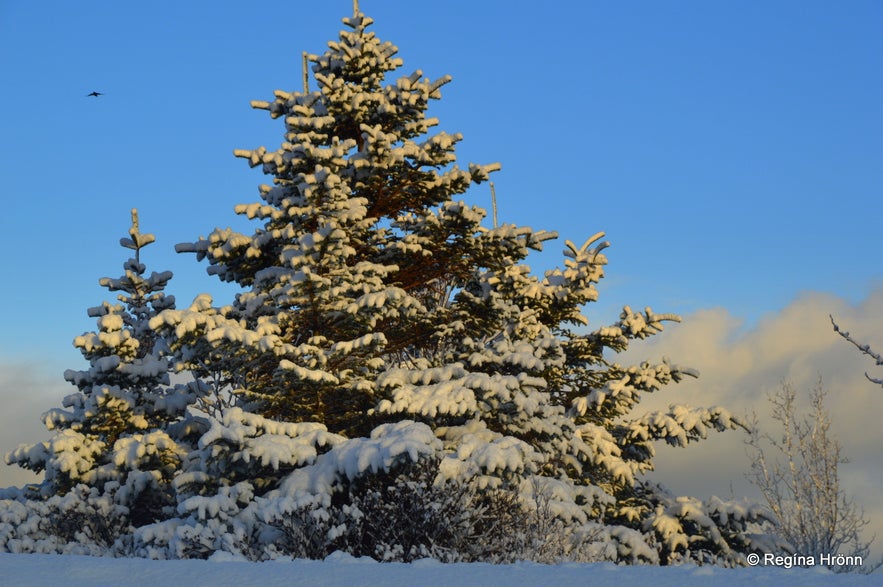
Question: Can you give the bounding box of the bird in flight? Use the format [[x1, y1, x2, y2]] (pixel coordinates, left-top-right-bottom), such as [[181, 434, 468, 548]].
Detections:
[[86, 91, 104, 97]]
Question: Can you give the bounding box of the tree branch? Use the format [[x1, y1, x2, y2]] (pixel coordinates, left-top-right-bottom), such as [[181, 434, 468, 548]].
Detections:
[[830, 315, 883, 386]]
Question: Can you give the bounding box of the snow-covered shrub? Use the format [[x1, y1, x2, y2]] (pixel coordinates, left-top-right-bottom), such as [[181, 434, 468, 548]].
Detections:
[[261, 458, 475, 562], [746, 381, 879, 573], [315, 458, 532, 563], [0, 484, 129, 555], [142, 481, 260, 560]]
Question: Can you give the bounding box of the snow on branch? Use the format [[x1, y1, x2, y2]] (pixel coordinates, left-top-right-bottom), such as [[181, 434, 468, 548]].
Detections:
[[831, 314, 883, 386], [630, 404, 748, 448], [273, 420, 441, 507]]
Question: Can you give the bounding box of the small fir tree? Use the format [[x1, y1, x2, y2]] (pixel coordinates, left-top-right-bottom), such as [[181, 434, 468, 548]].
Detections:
[[6, 210, 199, 526]]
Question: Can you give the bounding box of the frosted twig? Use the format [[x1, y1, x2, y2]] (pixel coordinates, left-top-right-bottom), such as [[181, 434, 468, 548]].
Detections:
[[831, 314, 883, 386]]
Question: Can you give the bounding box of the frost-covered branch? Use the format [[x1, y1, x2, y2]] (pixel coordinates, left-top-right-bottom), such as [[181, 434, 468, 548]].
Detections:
[[745, 380, 878, 573], [831, 315, 883, 387]]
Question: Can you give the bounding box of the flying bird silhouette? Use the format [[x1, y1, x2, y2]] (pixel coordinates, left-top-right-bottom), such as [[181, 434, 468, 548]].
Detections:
[[86, 91, 104, 97]]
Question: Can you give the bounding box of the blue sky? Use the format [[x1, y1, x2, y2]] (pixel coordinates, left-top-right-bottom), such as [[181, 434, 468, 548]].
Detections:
[[2, 0, 883, 546], [1, 0, 880, 366]]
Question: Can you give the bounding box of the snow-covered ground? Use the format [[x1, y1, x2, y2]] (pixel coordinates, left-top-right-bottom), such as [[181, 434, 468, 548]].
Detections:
[[1, 553, 879, 587]]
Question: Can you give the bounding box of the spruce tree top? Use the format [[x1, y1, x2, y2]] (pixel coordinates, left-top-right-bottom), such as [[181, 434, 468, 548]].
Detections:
[[167, 8, 554, 434]]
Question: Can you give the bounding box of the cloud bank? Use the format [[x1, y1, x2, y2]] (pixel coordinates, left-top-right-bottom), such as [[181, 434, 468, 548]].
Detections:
[[618, 287, 883, 557], [0, 360, 69, 489]]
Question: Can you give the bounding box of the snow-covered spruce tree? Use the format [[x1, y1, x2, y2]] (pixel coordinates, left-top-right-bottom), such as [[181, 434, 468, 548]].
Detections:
[[4, 211, 203, 536], [149, 9, 770, 563]]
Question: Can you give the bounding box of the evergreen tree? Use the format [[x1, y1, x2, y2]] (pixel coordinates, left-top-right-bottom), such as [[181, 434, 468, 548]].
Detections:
[[149, 9, 769, 564], [161, 11, 506, 437], [7, 210, 199, 526]]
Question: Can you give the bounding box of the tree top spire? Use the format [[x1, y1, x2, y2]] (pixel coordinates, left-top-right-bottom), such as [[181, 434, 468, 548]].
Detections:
[[121, 208, 156, 258]]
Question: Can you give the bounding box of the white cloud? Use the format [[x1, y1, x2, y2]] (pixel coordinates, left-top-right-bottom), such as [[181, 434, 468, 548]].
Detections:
[[618, 287, 883, 559], [0, 360, 69, 489]]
